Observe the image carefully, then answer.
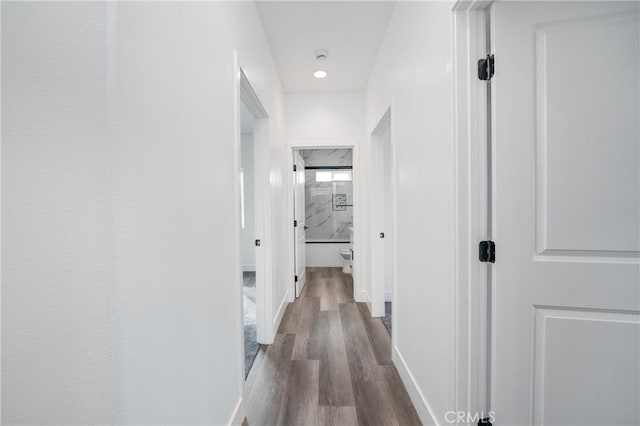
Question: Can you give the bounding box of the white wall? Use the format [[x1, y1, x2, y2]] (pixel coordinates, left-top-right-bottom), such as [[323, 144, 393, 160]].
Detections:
[[2, 3, 113, 423], [285, 92, 363, 141], [306, 243, 350, 268], [364, 2, 456, 424], [113, 3, 285, 424], [285, 92, 365, 301], [241, 134, 256, 271], [3, 2, 286, 424]]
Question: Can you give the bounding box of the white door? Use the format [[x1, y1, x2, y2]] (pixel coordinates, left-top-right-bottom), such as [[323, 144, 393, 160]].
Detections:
[[294, 152, 307, 297], [371, 130, 386, 317], [371, 120, 393, 318], [491, 2, 639, 425]]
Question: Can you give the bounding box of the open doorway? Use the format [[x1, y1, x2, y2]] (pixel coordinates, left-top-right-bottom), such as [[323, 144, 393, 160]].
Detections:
[[238, 69, 270, 380], [291, 148, 355, 299], [240, 102, 258, 378], [370, 108, 394, 334]]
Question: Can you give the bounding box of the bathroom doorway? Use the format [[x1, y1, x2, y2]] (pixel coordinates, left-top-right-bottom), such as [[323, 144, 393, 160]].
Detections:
[[289, 146, 356, 300], [237, 69, 271, 380], [370, 108, 394, 335]]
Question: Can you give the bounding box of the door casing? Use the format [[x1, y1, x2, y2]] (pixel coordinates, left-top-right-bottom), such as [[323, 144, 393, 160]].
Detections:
[[370, 107, 395, 318], [293, 151, 307, 297], [453, 1, 640, 422], [285, 142, 362, 305], [452, 0, 493, 419]]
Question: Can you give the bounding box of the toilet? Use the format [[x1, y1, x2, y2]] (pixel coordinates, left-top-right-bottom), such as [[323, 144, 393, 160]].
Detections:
[[339, 248, 351, 274]]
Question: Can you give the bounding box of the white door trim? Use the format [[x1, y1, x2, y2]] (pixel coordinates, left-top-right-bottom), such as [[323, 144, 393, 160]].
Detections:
[[369, 106, 394, 317], [369, 106, 400, 363], [285, 141, 361, 303], [234, 55, 273, 398], [293, 151, 307, 297], [239, 68, 272, 347], [452, 0, 493, 420]]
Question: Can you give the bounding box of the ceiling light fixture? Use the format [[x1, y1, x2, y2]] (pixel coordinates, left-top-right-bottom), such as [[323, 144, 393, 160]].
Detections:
[[313, 70, 328, 79], [313, 49, 329, 79]]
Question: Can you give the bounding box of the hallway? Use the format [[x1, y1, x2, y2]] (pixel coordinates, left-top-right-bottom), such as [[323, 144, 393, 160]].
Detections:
[[244, 267, 421, 425], [4, 1, 639, 424]]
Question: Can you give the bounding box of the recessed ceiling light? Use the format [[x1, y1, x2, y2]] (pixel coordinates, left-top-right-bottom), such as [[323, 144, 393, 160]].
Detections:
[[313, 70, 328, 79]]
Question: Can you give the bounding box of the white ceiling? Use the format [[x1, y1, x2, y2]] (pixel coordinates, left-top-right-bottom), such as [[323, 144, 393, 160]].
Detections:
[[256, 1, 396, 93]]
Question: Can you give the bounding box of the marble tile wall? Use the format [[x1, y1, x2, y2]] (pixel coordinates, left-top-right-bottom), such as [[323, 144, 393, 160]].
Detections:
[[301, 149, 353, 242], [300, 149, 352, 167]]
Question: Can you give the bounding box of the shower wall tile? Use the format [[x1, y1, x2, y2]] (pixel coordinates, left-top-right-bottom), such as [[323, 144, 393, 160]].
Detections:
[[300, 149, 353, 241], [300, 149, 352, 167], [305, 171, 352, 241]]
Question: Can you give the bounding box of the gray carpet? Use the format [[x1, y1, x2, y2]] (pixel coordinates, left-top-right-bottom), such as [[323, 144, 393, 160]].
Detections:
[[383, 301, 392, 335], [243, 272, 258, 379]]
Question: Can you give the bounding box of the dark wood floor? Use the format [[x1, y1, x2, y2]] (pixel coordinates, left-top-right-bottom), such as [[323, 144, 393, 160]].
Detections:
[[244, 267, 422, 426]]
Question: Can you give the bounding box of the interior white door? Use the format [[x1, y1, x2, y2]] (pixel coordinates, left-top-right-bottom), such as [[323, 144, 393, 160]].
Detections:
[[371, 111, 393, 317], [371, 132, 386, 316], [491, 2, 640, 425], [294, 152, 307, 297], [382, 129, 394, 309]]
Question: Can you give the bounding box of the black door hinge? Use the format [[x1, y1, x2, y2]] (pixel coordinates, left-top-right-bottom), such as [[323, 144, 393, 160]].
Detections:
[[293, 164, 297, 172], [255, 239, 261, 247], [478, 418, 493, 426], [294, 275, 298, 282], [479, 240, 496, 263], [294, 220, 298, 227], [478, 54, 495, 81]]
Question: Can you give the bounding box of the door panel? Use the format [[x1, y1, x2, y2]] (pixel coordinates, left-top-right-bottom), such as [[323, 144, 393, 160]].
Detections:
[[533, 307, 639, 426], [535, 11, 639, 255], [491, 2, 640, 424], [294, 152, 306, 297]]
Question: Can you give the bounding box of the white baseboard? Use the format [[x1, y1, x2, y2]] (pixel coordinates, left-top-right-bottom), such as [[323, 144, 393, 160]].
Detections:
[[228, 397, 243, 426], [393, 346, 438, 426], [272, 286, 289, 341], [358, 289, 372, 303], [296, 278, 308, 298], [358, 289, 372, 312]]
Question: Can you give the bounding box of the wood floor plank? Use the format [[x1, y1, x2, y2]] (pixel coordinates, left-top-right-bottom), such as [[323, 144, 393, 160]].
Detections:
[[356, 303, 392, 365], [320, 279, 339, 311], [244, 334, 296, 426], [352, 379, 400, 426], [318, 406, 358, 426], [244, 343, 266, 392], [291, 296, 320, 359], [277, 360, 319, 426], [307, 268, 324, 282], [339, 303, 380, 381], [337, 274, 354, 303], [304, 278, 329, 299], [379, 365, 423, 425], [245, 267, 421, 426], [344, 273, 354, 296], [317, 311, 355, 406], [277, 301, 301, 334]]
